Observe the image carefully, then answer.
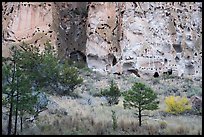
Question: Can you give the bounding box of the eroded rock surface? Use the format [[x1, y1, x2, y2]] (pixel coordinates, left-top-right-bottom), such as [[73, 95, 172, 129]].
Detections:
[[86, 2, 202, 78], [2, 2, 56, 56], [2, 2, 202, 78]]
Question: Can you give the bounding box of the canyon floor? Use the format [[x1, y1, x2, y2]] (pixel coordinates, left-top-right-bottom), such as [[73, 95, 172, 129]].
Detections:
[[2, 67, 202, 135]]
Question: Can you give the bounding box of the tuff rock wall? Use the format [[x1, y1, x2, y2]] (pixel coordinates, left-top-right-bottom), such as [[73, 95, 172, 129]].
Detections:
[[2, 2, 88, 61], [86, 2, 202, 78], [2, 2, 202, 78], [2, 2, 55, 56]]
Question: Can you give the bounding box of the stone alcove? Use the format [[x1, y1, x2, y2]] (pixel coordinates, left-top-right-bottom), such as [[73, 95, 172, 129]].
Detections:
[[70, 50, 86, 63], [153, 72, 159, 77], [173, 44, 182, 53]]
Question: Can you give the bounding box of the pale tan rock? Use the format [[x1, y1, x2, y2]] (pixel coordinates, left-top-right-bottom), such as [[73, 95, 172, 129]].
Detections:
[[2, 2, 202, 78], [86, 2, 202, 78], [2, 2, 56, 55]]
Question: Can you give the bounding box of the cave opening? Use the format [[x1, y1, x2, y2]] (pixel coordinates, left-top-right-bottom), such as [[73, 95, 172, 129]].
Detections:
[[194, 52, 197, 56], [112, 56, 117, 66], [167, 68, 172, 75], [164, 58, 168, 63], [153, 72, 159, 77], [70, 50, 86, 63], [175, 56, 180, 62], [128, 69, 140, 77], [173, 44, 182, 53], [163, 68, 172, 75], [185, 64, 195, 75], [108, 54, 117, 66]]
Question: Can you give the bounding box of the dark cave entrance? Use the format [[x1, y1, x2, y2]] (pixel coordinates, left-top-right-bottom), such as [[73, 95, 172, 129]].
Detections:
[[163, 68, 172, 75], [153, 72, 159, 77], [108, 54, 117, 66], [70, 50, 86, 63], [112, 56, 117, 66], [173, 44, 182, 53]]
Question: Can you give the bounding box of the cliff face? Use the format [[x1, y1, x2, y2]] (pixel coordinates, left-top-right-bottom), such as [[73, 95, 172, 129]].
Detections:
[[86, 2, 202, 78], [2, 2, 202, 78], [2, 2, 55, 56], [52, 2, 88, 60], [2, 2, 88, 60]]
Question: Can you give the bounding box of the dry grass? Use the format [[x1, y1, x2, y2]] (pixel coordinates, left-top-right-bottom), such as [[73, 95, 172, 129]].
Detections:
[[18, 107, 202, 135], [19, 92, 202, 135], [3, 92, 202, 135], [4, 70, 201, 135]]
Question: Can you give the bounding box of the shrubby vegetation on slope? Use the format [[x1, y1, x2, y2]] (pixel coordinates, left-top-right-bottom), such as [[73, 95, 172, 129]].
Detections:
[[2, 41, 83, 135]]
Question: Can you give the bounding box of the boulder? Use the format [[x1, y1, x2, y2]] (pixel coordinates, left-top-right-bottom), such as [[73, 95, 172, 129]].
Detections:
[[190, 96, 202, 115], [34, 92, 48, 113]]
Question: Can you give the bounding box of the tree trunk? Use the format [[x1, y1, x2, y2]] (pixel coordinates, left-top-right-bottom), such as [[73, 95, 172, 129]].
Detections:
[[138, 105, 142, 126], [8, 49, 17, 135], [14, 102, 18, 135], [14, 84, 19, 135], [20, 115, 23, 132], [7, 96, 13, 135]]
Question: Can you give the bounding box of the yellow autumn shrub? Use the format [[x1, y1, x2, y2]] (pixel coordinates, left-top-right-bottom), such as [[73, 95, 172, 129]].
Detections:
[[165, 96, 191, 114]]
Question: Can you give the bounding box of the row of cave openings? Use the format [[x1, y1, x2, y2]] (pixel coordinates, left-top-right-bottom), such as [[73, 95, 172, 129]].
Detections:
[[69, 49, 118, 66], [69, 50, 199, 77]]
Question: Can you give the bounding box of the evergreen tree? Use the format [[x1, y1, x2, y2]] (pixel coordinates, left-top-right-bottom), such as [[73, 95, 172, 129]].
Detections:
[[39, 41, 83, 95], [2, 45, 39, 135], [2, 54, 16, 135], [123, 82, 159, 126], [101, 80, 121, 106], [2, 42, 83, 134]]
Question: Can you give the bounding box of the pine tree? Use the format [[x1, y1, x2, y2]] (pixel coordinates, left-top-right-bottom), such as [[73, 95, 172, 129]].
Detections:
[[39, 41, 83, 95], [2, 45, 39, 135], [2, 41, 83, 134], [123, 82, 159, 126], [2, 54, 16, 135], [101, 80, 121, 106]]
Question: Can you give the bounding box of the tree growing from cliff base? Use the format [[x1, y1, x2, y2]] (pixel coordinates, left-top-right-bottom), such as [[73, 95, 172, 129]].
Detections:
[[40, 41, 83, 95], [123, 82, 159, 126], [2, 45, 39, 135], [2, 41, 83, 134]]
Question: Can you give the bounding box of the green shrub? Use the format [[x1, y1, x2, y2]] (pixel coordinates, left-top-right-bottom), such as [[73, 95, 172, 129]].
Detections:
[[152, 78, 160, 85], [111, 110, 117, 131], [39, 42, 83, 95], [73, 61, 86, 69], [101, 80, 121, 106], [186, 86, 202, 98], [81, 67, 93, 73], [165, 96, 191, 115], [159, 121, 167, 129]]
